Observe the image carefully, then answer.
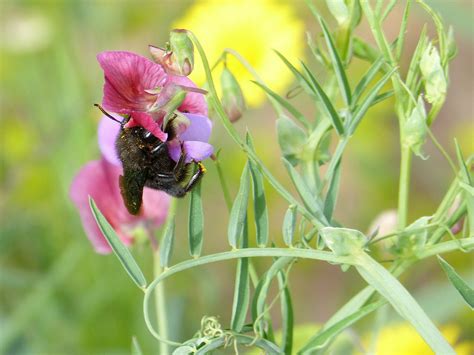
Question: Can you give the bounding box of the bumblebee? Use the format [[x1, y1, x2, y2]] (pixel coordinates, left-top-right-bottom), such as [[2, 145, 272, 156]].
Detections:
[[96, 105, 205, 215]]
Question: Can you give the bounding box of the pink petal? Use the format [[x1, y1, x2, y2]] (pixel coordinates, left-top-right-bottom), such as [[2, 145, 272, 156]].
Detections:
[[98, 115, 122, 167], [142, 188, 171, 225], [180, 113, 212, 143], [97, 51, 167, 113], [167, 75, 208, 115], [69, 159, 133, 254], [125, 112, 168, 141]]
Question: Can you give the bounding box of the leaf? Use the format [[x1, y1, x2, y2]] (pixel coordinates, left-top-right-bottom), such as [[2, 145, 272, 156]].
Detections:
[[356, 252, 455, 354], [352, 55, 385, 107], [298, 300, 382, 354], [406, 26, 428, 92], [131, 337, 143, 355], [276, 115, 308, 166], [395, 216, 431, 256], [437, 256, 474, 309], [317, 16, 352, 106], [281, 158, 328, 226], [395, 0, 412, 60], [89, 197, 146, 289], [230, 220, 250, 331], [277, 268, 294, 354], [349, 67, 397, 133], [247, 135, 269, 247], [300, 61, 345, 136], [282, 205, 297, 247], [228, 163, 250, 248], [274, 50, 316, 98], [160, 217, 175, 268], [188, 180, 203, 257], [252, 81, 311, 130], [324, 158, 341, 222], [352, 37, 381, 63], [320, 227, 367, 257]]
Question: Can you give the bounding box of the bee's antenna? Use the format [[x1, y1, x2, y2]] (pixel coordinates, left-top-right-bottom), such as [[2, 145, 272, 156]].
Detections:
[[94, 104, 124, 125]]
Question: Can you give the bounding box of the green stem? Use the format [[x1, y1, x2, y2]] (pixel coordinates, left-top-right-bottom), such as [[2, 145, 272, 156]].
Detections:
[[153, 249, 169, 354], [213, 152, 233, 210], [398, 146, 412, 228]]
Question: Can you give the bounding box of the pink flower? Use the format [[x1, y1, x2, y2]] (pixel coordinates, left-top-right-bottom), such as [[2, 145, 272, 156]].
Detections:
[[97, 51, 208, 143], [70, 157, 170, 254]]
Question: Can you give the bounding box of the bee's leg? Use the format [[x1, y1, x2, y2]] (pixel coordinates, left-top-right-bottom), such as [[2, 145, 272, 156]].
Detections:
[[173, 147, 188, 181], [184, 161, 206, 192], [150, 141, 167, 155]]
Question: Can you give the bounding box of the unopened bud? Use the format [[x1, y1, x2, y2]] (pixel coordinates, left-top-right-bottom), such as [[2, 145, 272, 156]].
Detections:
[[221, 66, 246, 122], [403, 96, 428, 159], [149, 29, 194, 76], [326, 0, 349, 26], [420, 42, 446, 105]]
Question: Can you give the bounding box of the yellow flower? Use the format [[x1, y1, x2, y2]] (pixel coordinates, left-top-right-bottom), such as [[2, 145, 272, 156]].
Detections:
[[369, 323, 473, 355], [173, 0, 305, 107]]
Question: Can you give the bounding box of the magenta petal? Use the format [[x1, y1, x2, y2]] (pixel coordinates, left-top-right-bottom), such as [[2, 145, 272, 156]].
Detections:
[[127, 112, 168, 141], [180, 113, 212, 143], [167, 75, 208, 115], [183, 141, 213, 162], [98, 115, 122, 166], [69, 159, 132, 253], [97, 51, 167, 113]]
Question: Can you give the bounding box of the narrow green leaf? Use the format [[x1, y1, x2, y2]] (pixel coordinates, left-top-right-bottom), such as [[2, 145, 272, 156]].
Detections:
[[353, 37, 381, 63], [349, 67, 397, 133], [277, 269, 294, 354], [228, 163, 251, 248], [395, 0, 412, 60], [160, 218, 175, 268], [317, 16, 352, 106], [252, 81, 311, 129], [230, 221, 250, 331], [282, 205, 297, 247], [370, 91, 394, 107], [274, 50, 316, 98], [131, 337, 143, 355], [89, 197, 146, 289], [406, 26, 428, 92], [298, 300, 382, 354], [324, 158, 341, 222], [356, 252, 455, 354], [438, 256, 474, 309], [188, 181, 203, 257], [352, 55, 385, 106], [454, 140, 472, 185], [416, 0, 447, 65], [247, 135, 269, 247], [281, 158, 328, 226], [300, 61, 345, 136]]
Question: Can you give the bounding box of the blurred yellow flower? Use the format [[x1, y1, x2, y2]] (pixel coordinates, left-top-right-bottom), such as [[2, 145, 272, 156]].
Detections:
[[369, 323, 473, 355], [173, 0, 305, 107]]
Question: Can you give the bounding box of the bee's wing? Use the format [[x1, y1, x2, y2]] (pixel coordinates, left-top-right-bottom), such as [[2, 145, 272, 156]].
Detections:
[[119, 168, 147, 215]]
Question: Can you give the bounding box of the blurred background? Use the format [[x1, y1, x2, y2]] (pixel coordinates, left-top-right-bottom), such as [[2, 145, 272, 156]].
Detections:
[[0, 0, 472, 354]]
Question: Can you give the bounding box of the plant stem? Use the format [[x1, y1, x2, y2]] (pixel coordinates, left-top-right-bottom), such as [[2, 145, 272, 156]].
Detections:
[[398, 146, 412, 228], [153, 250, 169, 354]]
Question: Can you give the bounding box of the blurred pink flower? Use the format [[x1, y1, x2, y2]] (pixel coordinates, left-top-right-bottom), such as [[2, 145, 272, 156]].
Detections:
[[70, 157, 170, 254]]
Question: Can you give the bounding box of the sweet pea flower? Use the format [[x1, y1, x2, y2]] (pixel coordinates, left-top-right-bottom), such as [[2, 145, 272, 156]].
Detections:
[[97, 50, 212, 162]]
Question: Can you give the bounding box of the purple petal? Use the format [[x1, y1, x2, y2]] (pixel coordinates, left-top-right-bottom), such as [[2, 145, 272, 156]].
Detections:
[[180, 113, 212, 143], [98, 115, 122, 167], [183, 141, 213, 162], [167, 75, 208, 115]]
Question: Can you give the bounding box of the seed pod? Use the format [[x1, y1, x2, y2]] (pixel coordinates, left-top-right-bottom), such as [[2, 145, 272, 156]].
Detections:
[[221, 65, 246, 122], [149, 29, 194, 76]]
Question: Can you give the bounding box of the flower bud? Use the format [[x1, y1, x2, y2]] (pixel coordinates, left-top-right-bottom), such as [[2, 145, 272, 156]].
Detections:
[[220, 66, 246, 122], [420, 42, 446, 105], [149, 29, 194, 76], [326, 0, 349, 26], [403, 96, 428, 159]]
